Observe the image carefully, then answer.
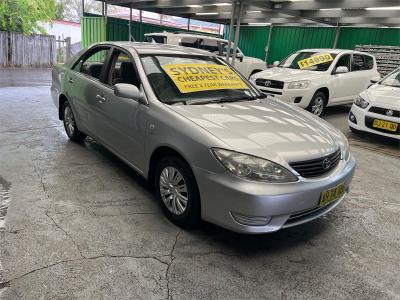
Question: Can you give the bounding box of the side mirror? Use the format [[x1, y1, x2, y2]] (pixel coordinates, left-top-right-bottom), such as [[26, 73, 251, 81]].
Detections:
[[114, 83, 145, 103], [273, 61, 279, 67], [335, 66, 349, 74], [236, 52, 244, 62]]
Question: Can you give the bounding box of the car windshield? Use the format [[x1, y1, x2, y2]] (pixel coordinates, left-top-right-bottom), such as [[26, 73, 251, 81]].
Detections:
[[278, 51, 338, 72], [380, 69, 400, 88], [140, 54, 260, 105]]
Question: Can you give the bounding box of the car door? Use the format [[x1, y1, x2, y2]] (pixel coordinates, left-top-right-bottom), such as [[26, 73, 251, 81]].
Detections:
[[329, 54, 355, 103], [91, 48, 148, 171], [67, 46, 111, 136], [350, 54, 375, 94]]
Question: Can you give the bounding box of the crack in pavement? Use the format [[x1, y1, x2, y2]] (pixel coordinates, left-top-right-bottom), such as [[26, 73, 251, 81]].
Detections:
[[45, 211, 85, 259], [165, 230, 181, 300], [0, 254, 173, 290]]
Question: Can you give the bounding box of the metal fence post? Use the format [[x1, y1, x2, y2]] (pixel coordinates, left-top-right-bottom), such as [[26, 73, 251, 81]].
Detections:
[[65, 37, 71, 60]]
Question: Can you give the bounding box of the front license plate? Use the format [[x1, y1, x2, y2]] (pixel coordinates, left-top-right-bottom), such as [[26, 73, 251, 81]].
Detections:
[[372, 119, 398, 132], [319, 183, 345, 207]]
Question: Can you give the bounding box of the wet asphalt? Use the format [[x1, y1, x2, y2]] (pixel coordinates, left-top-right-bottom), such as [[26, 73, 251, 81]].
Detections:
[[0, 69, 399, 299]]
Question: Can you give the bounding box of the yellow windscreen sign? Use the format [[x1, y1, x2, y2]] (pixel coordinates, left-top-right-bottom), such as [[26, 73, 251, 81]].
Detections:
[[162, 63, 248, 93], [297, 53, 333, 69]]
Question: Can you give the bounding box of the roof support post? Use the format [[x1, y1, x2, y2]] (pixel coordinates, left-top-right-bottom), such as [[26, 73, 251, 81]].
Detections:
[[101, 0, 104, 16], [81, 0, 84, 17], [139, 10, 143, 42], [232, 1, 244, 67], [265, 24, 273, 64], [105, 0, 108, 24], [226, 0, 238, 63], [129, 6, 132, 41], [333, 25, 340, 49], [187, 18, 191, 32]]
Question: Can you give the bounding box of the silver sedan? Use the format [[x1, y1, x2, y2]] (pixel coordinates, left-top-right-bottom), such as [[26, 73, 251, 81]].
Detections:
[[51, 42, 355, 234]]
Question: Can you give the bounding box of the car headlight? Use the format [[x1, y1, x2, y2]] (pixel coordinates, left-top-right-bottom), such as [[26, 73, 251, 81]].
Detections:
[[212, 148, 298, 183], [249, 75, 257, 83], [287, 80, 311, 89], [354, 95, 369, 109]]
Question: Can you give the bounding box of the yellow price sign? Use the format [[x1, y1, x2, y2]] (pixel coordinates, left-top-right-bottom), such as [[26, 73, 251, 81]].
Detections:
[[162, 63, 248, 93], [297, 53, 333, 69]]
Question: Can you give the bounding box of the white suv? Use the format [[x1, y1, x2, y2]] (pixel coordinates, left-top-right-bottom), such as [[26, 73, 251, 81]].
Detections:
[[250, 49, 381, 116], [144, 32, 267, 79]]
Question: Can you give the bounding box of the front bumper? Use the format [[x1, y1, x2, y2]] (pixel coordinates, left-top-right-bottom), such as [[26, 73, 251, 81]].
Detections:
[[194, 155, 356, 234], [349, 104, 400, 140], [255, 85, 314, 108]]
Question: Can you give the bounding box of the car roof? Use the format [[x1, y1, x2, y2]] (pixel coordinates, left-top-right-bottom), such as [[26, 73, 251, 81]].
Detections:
[[92, 41, 216, 56], [144, 32, 228, 43], [298, 48, 370, 55]]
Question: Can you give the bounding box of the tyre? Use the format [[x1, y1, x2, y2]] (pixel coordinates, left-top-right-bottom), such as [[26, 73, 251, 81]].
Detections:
[[62, 101, 86, 142], [154, 155, 200, 228], [306, 91, 327, 117]]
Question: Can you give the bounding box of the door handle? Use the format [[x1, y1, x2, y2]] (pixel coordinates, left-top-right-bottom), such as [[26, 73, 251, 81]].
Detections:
[[96, 94, 106, 103], [68, 78, 74, 84]]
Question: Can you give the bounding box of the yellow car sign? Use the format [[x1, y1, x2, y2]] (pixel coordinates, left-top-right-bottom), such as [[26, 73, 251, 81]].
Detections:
[[297, 53, 334, 69], [162, 63, 248, 93]]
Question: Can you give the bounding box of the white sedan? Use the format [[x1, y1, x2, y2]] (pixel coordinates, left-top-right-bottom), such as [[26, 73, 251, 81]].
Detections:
[[349, 68, 400, 140]]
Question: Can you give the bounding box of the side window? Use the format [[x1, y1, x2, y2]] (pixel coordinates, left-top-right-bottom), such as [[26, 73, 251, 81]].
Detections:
[[220, 42, 239, 57], [108, 51, 140, 87], [352, 54, 367, 71], [73, 48, 109, 80], [364, 55, 374, 70], [335, 54, 350, 71], [201, 39, 219, 54], [179, 37, 202, 48], [145, 35, 165, 44]]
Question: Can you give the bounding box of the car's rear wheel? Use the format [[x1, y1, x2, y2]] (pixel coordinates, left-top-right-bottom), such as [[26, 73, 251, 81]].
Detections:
[[62, 101, 86, 142], [154, 155, 200, 228], [307, 91, 327, 117]]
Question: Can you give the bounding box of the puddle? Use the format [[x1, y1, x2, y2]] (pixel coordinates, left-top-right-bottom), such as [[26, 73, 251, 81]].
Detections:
[[0, 176, 11, 230]]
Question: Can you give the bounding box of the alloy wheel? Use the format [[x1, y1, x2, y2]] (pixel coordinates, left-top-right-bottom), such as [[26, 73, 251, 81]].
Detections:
[[311, 96, 324, 116], [159, 166, 188, 215], [64, 106, 75, 136]]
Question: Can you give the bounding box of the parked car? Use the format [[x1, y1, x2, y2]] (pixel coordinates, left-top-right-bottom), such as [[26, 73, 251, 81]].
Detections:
[[51, 42, 355, 234], [349, 68, 400, 140], [144, 32, 267, 79], [250, 49, 381, 116]]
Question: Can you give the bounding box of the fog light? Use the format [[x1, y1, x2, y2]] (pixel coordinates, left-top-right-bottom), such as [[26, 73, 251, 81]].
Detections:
[[349, 111, 357, 124], [294, 97, 302, 103], [231, 212, 271, 226]]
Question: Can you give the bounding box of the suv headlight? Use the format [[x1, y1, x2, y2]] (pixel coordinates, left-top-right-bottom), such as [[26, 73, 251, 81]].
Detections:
[[287, 80, 311, 89], [354, 95, 369, 109], [212, 148, 298, 183]]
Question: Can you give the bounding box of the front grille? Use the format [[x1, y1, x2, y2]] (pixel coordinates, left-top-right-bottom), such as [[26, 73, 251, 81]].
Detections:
[[255, 78, 284, 89], [365, 116, 400, 135], [290, 149, 341, 178], [369, 106, 400, 118], [260, 89, 282, 95]]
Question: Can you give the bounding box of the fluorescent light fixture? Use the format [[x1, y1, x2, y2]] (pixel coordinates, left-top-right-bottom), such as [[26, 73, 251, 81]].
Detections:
[[320, 8, 341, 11], [186, 4, 201, 8], [214, 3, 231, 6], [195, 12, 219, 15], [248, 23, 271, 26], [247, 10, 262, 13], [365, 6, 400, 10]]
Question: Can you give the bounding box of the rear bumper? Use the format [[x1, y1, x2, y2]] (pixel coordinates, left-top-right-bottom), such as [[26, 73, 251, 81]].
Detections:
[[194, 155, 356, 234]]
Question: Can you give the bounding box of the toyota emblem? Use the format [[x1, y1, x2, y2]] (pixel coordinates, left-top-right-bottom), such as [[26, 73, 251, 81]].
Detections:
[[386, 109, 394, 116], [322, 158, 331, 170], [264, 80, 272, 87]]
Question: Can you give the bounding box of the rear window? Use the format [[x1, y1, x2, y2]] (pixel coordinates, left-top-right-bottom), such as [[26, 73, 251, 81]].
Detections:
[[364, 55, 374, 70]]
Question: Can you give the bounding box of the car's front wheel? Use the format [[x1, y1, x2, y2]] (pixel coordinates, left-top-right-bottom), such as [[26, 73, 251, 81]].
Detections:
[[62, 101, 86, 142], [307, 91, 327, 117], [154, 155, 200, 228]]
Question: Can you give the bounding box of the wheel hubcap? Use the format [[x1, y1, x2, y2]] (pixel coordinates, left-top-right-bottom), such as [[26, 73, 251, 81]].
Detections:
[[64, 106, 75, 136], [159, 167, 188, 215], [311, 97, 324, 116]]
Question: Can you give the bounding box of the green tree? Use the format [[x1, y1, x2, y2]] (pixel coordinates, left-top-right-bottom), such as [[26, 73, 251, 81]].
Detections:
[[0, 0, 56, 34]]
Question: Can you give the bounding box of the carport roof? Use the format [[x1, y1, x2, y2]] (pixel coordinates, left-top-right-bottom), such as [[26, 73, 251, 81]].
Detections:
[[98, 0, 400, 27]]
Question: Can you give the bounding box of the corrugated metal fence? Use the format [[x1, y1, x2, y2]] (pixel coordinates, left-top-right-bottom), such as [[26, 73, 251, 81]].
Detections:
[[0, 31, 64, 68]]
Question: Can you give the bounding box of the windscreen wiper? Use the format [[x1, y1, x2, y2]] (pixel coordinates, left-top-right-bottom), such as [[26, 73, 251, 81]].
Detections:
[[189, 95, 257, 105]]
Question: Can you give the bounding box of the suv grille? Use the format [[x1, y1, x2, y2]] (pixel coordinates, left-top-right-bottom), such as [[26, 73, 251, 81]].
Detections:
[[290, 149, 341, 178], [255, 79, 284, 89], [369, 106, 400, 118]]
